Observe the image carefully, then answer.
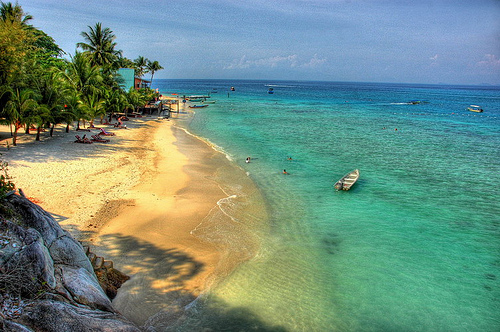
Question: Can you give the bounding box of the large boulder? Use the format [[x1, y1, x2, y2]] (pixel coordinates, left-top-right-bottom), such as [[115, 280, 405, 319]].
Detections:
[[6, 194, 95, 276], [15, 300, 140, 332], [60, 265, 113, 312], [0, 193, 140, 331], [0, 220, 56, 295]]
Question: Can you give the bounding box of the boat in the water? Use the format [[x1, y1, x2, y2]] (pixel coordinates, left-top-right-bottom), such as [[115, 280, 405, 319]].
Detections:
[[467, 105, 483, 113], [268, 88, 274, 94], [202, 100, 216, 104], [334, 169, 360, 191], [189, 104, 209, 108]]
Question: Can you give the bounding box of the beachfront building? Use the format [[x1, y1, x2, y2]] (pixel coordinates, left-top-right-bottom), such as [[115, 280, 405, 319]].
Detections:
[[117, 68, 151, 91]]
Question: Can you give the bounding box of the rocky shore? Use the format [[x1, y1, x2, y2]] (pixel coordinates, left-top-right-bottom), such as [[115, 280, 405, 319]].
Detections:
[[0, 191, 140, 331]]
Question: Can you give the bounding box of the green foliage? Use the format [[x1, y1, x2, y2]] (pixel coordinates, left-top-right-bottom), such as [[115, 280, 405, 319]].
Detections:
[[77, 22, 122, 68], [0, 155, 15, 198], [0, 3, 163, 143]]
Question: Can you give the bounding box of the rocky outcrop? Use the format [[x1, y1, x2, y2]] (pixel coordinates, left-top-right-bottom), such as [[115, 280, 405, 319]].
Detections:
[[0, 192, 140, 331]]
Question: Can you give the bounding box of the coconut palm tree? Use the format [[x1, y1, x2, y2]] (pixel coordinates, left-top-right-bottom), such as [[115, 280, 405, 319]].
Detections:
[[77, 22, 122, 68], [31, 69, 65, 137], [146, 60, 163, 86], [134, 56, 148, 78], [79, 90, 104, 128], [62, 90, 82, 132], [3, 88, 38, 146], [63, 52, 103, 129], [125, 88, 147, 115], [0, 1, 32, 25], [64, 52, 102, 99]]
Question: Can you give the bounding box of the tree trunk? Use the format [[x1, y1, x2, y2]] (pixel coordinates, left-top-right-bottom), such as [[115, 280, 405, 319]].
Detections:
[[36, 126, 41, 141], [13, 128, 18, 146]]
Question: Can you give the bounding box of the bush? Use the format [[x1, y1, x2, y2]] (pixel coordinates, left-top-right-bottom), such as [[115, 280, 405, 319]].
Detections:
[[0, 156, 15, 199]]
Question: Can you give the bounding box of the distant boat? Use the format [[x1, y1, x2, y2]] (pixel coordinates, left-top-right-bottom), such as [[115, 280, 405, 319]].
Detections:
[[334, 169, 360, 191], [467, 105, 483, 113], [202, 100, 216, 104], [189, 105, 208, 108], [268, 88, 274, 94]]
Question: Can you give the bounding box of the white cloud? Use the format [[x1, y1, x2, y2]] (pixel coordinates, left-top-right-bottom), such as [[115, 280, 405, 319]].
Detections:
[[224, 54, 326, 70], [477, 54, 500, 69], [301, 54, 327, 68]]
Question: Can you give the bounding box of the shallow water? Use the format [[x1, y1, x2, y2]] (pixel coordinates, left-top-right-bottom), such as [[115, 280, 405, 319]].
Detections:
[[154, 80, 500, 331]]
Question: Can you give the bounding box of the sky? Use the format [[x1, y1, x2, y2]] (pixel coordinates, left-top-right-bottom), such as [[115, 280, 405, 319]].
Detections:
[[21, 0, 500, 85]]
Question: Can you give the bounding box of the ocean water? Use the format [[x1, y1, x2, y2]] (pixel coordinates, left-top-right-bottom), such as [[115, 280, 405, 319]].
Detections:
[[153, 80, 500, 331]]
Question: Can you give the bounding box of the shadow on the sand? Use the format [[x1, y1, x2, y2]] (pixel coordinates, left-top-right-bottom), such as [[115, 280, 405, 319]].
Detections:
[[0, 121, 158, 164], [76, 228, 287, 331]]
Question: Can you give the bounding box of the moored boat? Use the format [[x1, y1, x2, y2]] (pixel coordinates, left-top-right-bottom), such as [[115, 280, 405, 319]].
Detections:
[[334, 169, 360, 191], [189, 104, 209, 108], [467, 105, 483, 113]]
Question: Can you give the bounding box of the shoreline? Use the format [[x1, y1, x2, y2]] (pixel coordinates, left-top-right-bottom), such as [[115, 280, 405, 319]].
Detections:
[[1, 111, 267, 327]]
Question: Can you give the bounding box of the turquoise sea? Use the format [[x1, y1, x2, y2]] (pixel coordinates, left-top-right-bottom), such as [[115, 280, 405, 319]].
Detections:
[[153, 80, 499, 331]]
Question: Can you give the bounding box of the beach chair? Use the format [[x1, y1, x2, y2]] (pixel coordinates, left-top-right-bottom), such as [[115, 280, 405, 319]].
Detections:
[[74, 135, 92, 144], [91, 135, 110, 143], [97, 128, 115, 136], [76, 127, 91, 132]]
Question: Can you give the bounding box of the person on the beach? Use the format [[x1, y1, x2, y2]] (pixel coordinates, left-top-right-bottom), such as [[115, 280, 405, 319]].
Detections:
[[246, 157, 251, 163]]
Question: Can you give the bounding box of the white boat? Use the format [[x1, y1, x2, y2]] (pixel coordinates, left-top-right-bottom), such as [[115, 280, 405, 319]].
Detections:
[[467, 105, 483, 113], [334, 169, 359, 191]]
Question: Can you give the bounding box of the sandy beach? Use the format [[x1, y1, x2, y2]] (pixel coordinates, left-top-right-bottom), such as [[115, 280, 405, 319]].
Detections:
[[0, 111, 266, 327]]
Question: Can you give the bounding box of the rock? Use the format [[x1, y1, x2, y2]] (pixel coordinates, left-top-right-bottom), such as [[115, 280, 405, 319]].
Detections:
[[15, 300, 141, 332], [0, 194, 140, 331], [6, 195, 95, 276], [0, 318, 35, 331], [0, 220, 56, 294], [60, 265, 113, 312], [95, 266, 130, 299]]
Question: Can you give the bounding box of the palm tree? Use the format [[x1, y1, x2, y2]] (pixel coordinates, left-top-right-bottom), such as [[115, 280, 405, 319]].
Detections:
[[102, 88, 129, 119], [134, 56, 148, 78], [62, 90, 82, 132], [146, 60, 163, 86], [64, 52, 102, 98], [3, 88, 38, 146], [125, 88, 147, 115], [79, 90, 104, 127], [63, 52, 103, 129], [31, 69, 65, 137], [77, 22, 122, 68], [0, 1, 33, 25]]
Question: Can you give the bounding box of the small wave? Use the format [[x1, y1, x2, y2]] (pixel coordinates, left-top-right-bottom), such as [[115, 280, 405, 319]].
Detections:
[[175, 125, 234, 161], [265, 84, 296, 88]]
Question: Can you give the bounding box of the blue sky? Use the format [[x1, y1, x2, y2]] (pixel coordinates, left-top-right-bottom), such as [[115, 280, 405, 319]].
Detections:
[[23, 0, 500, 85]]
